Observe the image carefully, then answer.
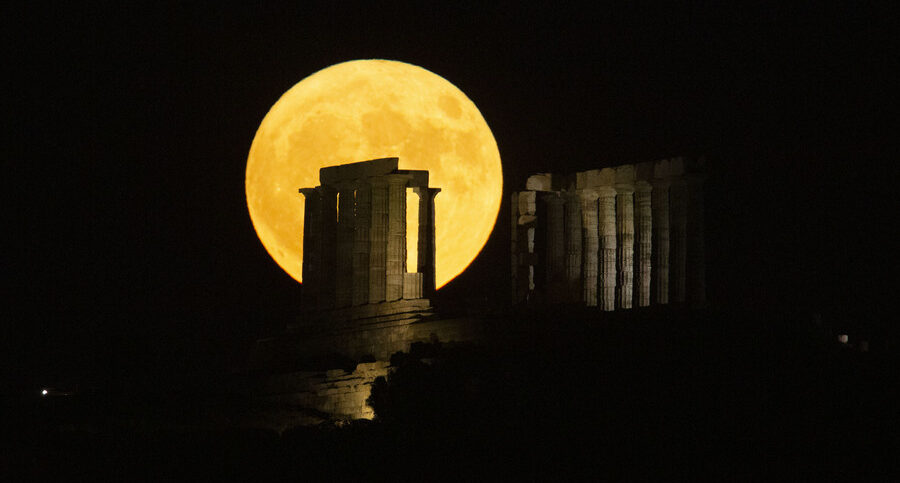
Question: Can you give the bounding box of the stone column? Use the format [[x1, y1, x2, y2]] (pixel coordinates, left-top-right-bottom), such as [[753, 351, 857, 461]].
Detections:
[[318, 185, 337, 310], [299, 188, 322, 309], [651, 179, 670, 305], [633, 181, 652, 307], [597, 187, 617, 311], [542, 192, 565, 303], [335, 182, 355, 308], [415, 186, 440, 297], [352, 181, 371, 306], [615, 184, 634, 309], [579, 189, 600, 307], [686, 174, 706, 307], [385, 175, 408, 302], [669, 179, 687, 303], [563, 190, 582, 303], [368, 177, 389, 304]]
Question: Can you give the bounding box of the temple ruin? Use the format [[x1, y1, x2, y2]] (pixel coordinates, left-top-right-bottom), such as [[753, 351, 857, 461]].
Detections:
[[298, 157, 440, 313], [511, 156, 706, 309]]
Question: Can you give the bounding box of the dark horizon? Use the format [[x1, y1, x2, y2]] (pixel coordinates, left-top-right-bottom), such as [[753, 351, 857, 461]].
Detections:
[[3, 5, 895, 389]]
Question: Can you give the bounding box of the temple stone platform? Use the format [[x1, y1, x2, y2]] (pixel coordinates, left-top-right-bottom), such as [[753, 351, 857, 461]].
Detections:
[[246, 306, 487, 428]]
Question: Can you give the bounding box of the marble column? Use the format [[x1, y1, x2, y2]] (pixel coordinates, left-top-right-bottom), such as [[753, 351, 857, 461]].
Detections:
[[651, 179, 670, 305], [563, 190, 582, 304], [542, 192, 566, 303], [368, 178, 389, 304], [318, 186, 337, 310], [299, 188, 322, 309], [352, 181, 371, 306], [686, 174, 706, 307], [579, 189, 600, 307], [633, 181, 653, 307], [597, 187, 617, 311], [385, 175, 408, 302], [335, 183, 355, 308], [615, 185, 634, 309], [415, 186, 440, 297], [669, 179, 688, 303]]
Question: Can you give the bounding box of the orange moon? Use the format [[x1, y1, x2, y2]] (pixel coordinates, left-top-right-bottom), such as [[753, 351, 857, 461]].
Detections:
[[245, 59, 503, 289]]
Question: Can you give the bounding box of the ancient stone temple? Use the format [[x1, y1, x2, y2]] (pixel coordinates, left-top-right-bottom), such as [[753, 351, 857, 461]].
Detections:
[[298, 157, 440, 318], [511, 156, 706, 310], [250, 158, 485, 425]]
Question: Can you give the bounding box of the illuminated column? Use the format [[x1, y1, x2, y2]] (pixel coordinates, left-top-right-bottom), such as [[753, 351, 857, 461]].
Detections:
[[299, 188, 322, 308], [335, 183, 355, 308], [615, 181, 634, 310], [651, 177, 670, 305], [542, 192, 566, 303], [633, 180, 653, 307], [580, 189, 599, 307], [563, 190, 582, 303], [385, 175, 408, 302], [352, 181, 371, 306], [669, 178, 688, 303], [368, 177, 389, 304], [597, 186, 617, 311], [318, 185, 337, 310], [686, 173, 707, 307], [415, 186, 440, 297]]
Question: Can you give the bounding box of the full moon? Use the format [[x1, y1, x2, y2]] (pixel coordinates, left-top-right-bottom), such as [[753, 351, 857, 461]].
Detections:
[[246, 59, 503, 289]]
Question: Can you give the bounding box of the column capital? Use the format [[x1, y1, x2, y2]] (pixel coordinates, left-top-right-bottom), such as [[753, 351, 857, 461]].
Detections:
[[596, 186, 616, 198], [577, 188, 600, 201], [614, 183, 635, 195], [298, 187, 320, 196], [413, 186, 441, 197], [634, 180, 653, 193]]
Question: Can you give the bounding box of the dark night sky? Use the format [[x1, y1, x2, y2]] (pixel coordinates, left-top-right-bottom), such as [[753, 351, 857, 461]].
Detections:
[[2, 4, 895, 387]]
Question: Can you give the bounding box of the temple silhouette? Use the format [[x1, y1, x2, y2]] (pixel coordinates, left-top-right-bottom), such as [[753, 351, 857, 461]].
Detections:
[[249, 156, 706, 426]]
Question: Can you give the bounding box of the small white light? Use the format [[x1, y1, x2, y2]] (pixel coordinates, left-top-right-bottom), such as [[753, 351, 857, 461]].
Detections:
[[41, 389, 48, 396], [838, 334, 849, 344]]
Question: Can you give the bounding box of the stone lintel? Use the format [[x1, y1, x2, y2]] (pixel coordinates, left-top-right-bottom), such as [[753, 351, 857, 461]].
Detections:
[[320, 157, 399, 185], [575, 167, 616, 190]]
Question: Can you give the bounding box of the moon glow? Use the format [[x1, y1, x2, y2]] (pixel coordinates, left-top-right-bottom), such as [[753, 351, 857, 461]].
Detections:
[[246, 59, 503, 289]]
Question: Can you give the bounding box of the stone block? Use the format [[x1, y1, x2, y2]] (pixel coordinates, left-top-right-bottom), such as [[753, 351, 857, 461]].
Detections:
[[517, 191, 536, 215], [576, 168, 616, 189], [320, 157, 398, 184], [614, 164, 635, 186], [525, 173, 553, 191]]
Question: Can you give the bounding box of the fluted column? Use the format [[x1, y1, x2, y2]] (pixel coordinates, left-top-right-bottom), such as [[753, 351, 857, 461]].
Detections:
[[352, 182, 371, 305], [335, 183, 355, 308], [597, 187, 617, 311], [415, 186, 440, 297], [368, 178, 389, 304], [299, 188, 322, 309], [386, 175, 408, 302], [615, 185, 634, 309], [669, 179, 688, 303], [651, 180, 670, 305], [542, 192, 565, 303], [686, 174, 706, 307], [579, 189, 600, 307], [563, 190, 582, 303], [318, 186, 337, 310], [633, 181, 652, 307]]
